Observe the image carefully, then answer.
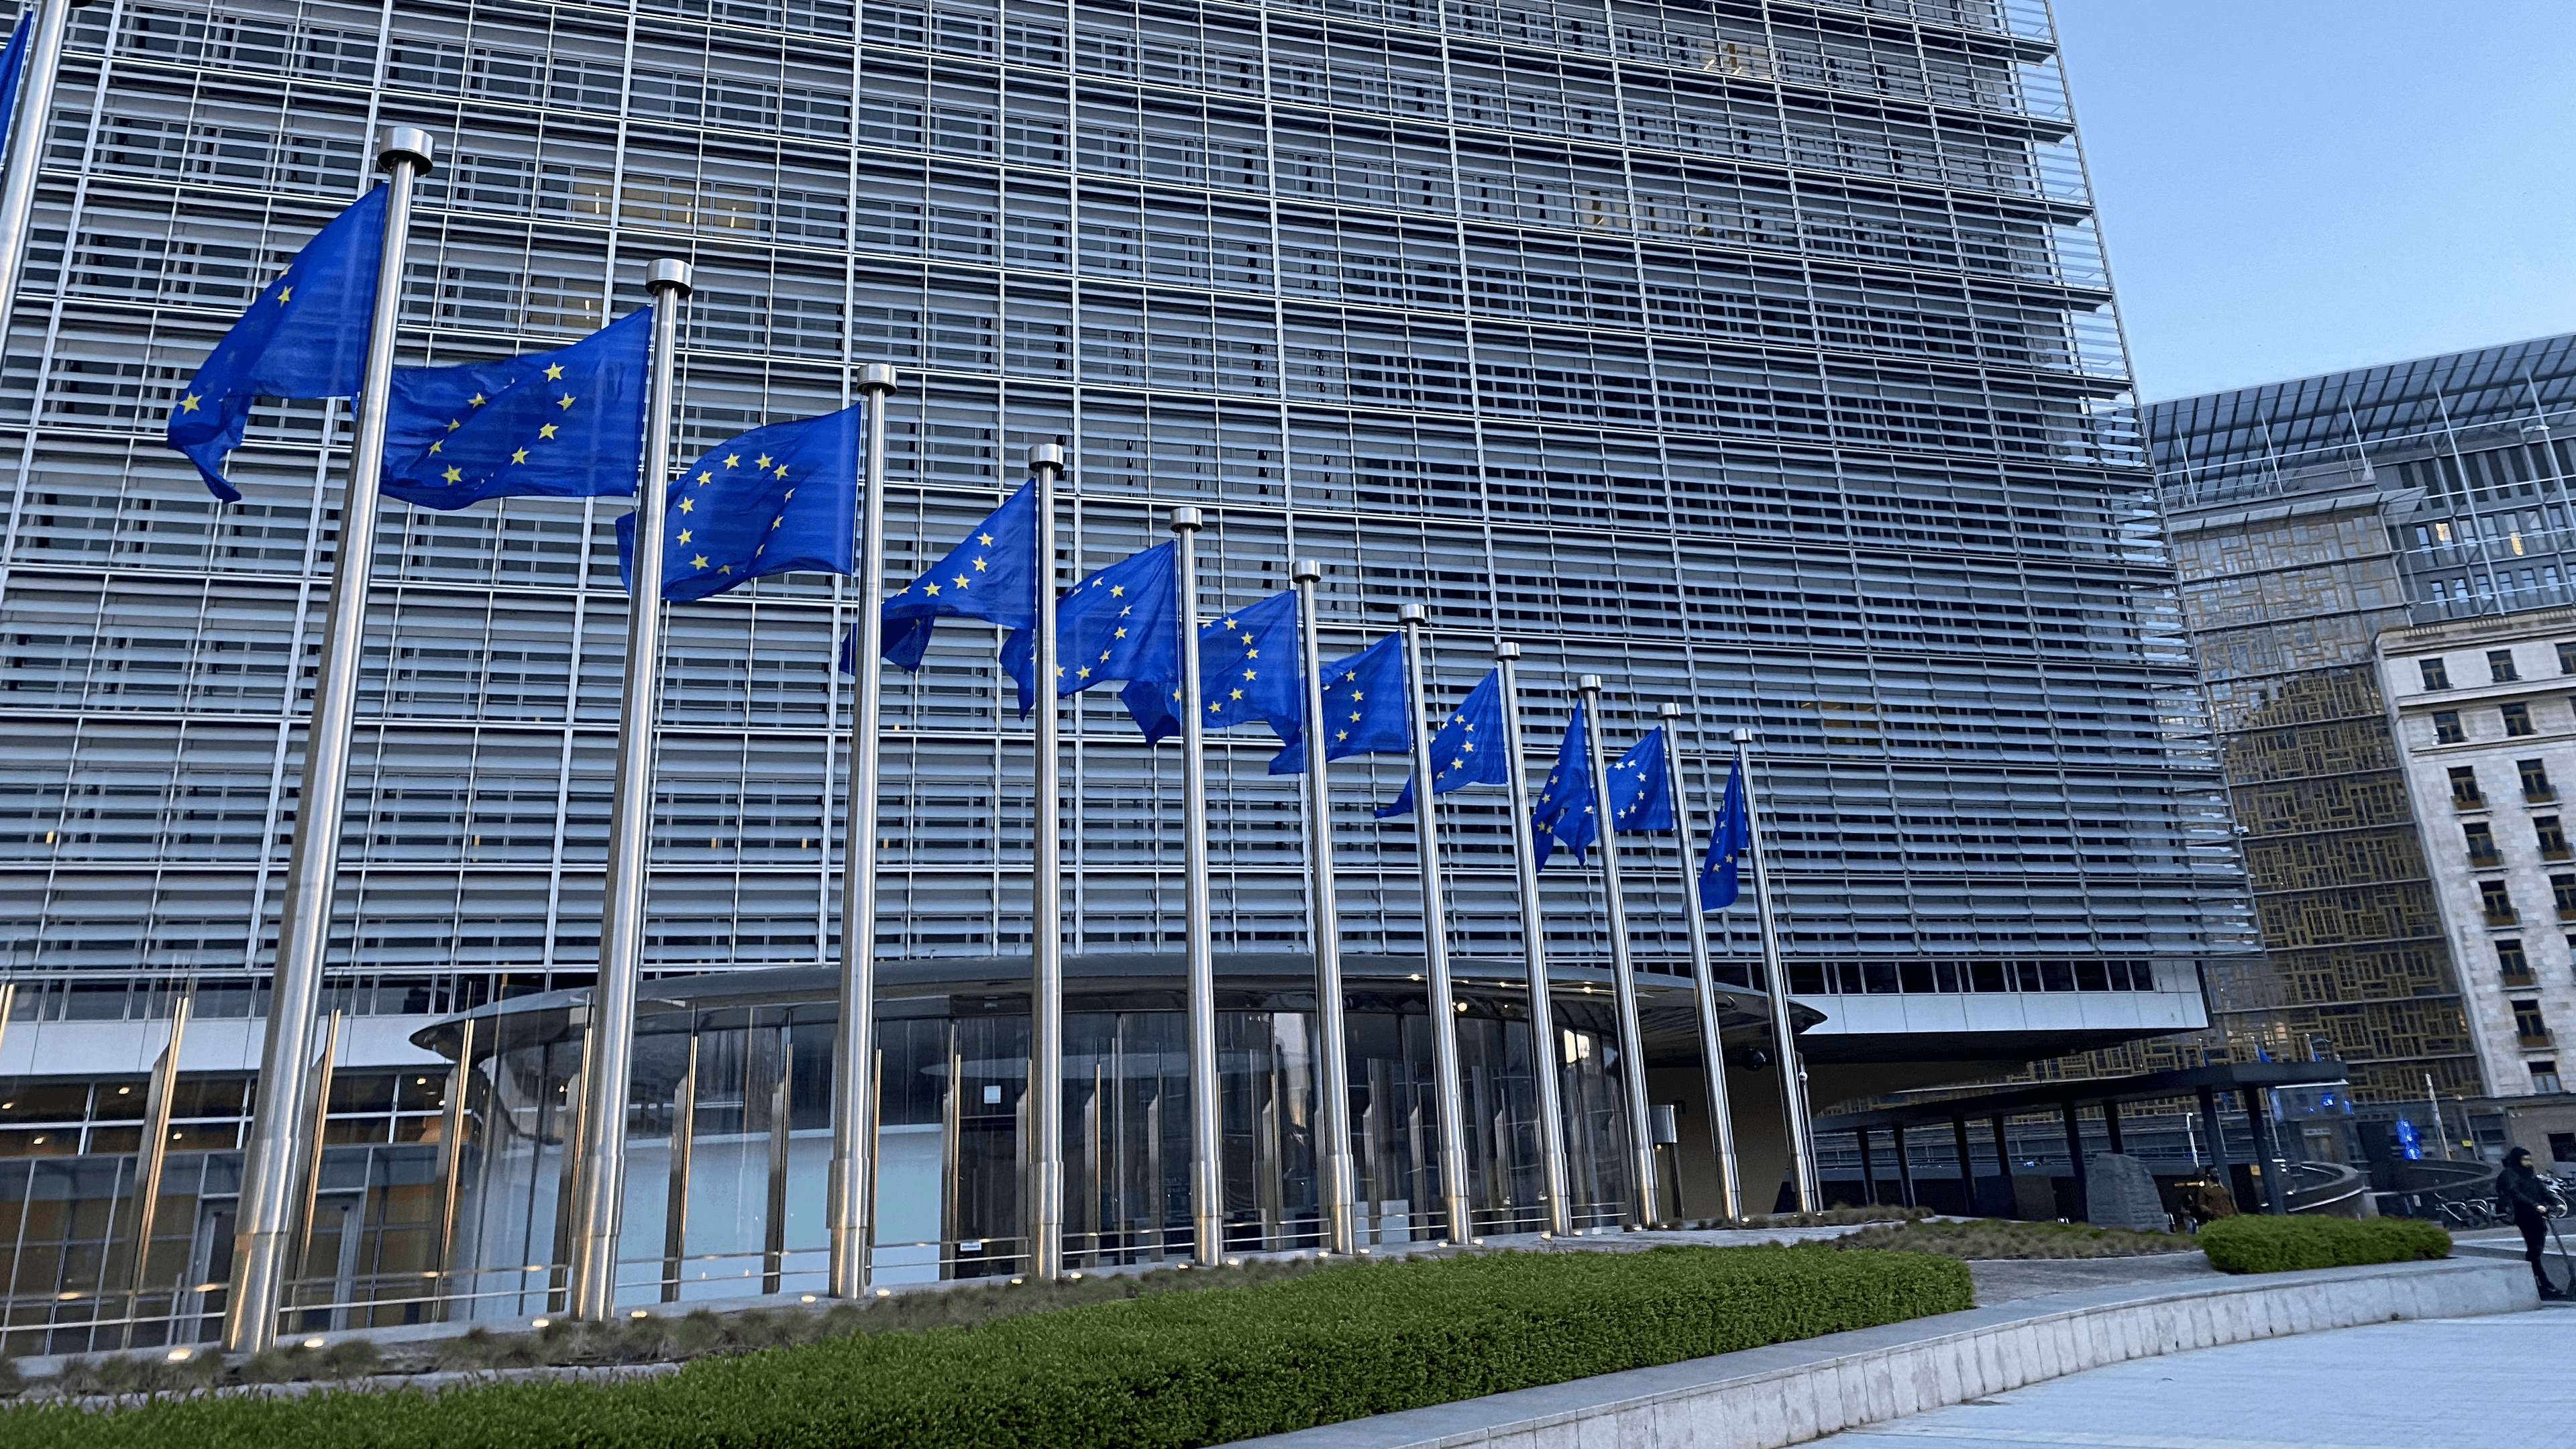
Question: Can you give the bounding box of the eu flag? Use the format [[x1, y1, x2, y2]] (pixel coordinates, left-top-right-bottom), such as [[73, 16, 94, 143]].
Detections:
[[1270, 629, 1410, 774], [385, 309, 651, 511], [878, 483, 1041, 671], [1123, 589, 1305, 747], [1699, 759, 1751, 910], [617, 400, 861, 602], [0, 18, 32, 161], [1001, 543, 1181, 722], [166, 186, 386, 502], [1530, 704, 1596, 871], [1376, 666, 1505, 818], [1605, 728, 1674, 832]]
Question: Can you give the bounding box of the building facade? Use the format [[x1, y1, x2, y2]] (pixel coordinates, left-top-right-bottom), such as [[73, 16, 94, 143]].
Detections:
[[0, 0, 2228, 1344], [2148, 335, 2576, 1143], [2374, 612, 2576, 1155]]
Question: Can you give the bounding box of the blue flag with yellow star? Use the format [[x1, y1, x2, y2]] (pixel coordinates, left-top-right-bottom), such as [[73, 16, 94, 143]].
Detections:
[[1376, 666, 1505, 818], [1605, 727, 1673, 833], [1530, 704, 1596, 871], [1001, 543, 1181, 722], [1123, 589, 1304, 747], [382, 309, 651, 511], [616, 401, 861, 602], [166, 185, 386, 502], [874, 482, 1040, 671], [0, 18, 33, 163], [1270, 629, 1410, 774], [1699, 759, 1750, 910]]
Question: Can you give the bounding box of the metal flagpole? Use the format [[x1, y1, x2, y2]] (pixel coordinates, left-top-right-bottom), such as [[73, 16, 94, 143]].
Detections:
[[0, 0, 74, 345], [1658, 704, 1739, 1222], [1291, 561, 1356, 1255], [127, 989, 193, 1297], [1494, 643, 1570, 1236], [1026, 443, 1067, 1278], [1170, 507, 1222, 1265], [1576, 676, 1659, 1228], [1733, 727, 1815, 1211], [223, 127, 433, 1355], [1397, 605, 1472, 1244], [826, 363, 899, 1299], [569, 257, 692, 1321]]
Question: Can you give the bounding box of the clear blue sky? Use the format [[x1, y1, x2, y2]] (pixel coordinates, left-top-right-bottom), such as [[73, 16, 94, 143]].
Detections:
[[2055, 1, 2576, 402]]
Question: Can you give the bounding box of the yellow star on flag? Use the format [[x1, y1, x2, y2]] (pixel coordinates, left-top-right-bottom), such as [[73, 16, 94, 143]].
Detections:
[[557, 392, 576, 410], [692, 554, 710, 569], [276, 286, 292, 304], [510, 449, 529, 464], [177, 394, 201, 413], [544, 364, 564, 380], [676, 529, 693, 544], [679, 498, 694, 513], [538, 424, 559, 439], [442, 466, 463, 483]]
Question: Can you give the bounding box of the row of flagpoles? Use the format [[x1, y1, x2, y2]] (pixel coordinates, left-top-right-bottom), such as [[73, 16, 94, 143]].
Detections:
[[27, 107, 1824, 1346]]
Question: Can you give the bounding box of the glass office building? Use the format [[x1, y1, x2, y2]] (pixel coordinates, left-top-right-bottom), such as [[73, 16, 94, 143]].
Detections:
[[0, 0, 2229, 1348], [2147, 335, 2576, 1108]]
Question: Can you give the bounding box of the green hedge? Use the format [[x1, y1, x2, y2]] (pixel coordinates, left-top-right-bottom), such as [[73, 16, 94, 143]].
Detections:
[[4, 1246, 1968, 1449], [2198, 1214, 2450, 1274]]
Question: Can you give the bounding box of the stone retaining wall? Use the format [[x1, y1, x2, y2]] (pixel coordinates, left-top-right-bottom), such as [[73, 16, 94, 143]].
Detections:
[[1234, 1258, 2534, 1449]]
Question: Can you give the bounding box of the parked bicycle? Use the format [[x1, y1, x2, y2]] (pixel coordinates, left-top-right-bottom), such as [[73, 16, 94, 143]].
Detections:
[[2436, 1196, 2498, 1229]]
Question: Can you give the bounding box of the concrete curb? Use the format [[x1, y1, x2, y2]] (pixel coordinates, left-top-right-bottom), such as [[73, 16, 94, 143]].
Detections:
[[1230, 1257, 2536, 1449]]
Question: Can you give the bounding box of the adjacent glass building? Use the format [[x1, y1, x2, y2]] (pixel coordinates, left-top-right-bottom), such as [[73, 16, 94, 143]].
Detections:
[[2147, 334, 2576, 1110], [0, 0, 2229, 1349]]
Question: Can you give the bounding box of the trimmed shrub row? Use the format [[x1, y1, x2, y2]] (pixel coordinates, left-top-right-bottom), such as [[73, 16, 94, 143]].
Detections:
[[2198, 1214, 2450, 1274], [2, 1245, 1969, 1449]]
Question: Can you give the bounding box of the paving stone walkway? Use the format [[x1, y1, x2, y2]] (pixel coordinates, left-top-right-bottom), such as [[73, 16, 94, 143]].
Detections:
[[1817, 1300, 2576, 1449]]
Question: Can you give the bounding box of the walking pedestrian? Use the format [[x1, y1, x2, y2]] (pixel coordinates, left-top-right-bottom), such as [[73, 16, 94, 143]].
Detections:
[[2498, 1146, 2565, 1299]]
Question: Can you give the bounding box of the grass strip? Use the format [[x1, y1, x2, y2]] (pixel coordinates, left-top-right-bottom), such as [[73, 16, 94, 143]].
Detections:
[[0, 1245, 1968, 1449], [1829, 1218, 2194, 1260], [2197, 1214, 2450, 1274]]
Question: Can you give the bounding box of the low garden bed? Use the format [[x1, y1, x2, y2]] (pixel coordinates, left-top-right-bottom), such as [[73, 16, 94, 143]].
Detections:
[[1828, 1218, 2195, 1260], [1, 1245, 1970, 1448]]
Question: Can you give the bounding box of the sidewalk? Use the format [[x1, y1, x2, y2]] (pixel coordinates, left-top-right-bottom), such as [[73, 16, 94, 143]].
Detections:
[[1817, 1300, 2576, 1449]]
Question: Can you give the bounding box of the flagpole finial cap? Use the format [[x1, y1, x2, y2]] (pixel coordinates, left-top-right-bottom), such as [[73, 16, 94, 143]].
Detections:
[[1167, 506, 1203, 533], [1657, 702, 1680, 719], [1495, 641, 1521, 660], [647, 258, 694, 297], [378, 127, 435, 176], [857, 363, 898, 395], [1293, 559, 1322, 584], [1028, 443, 1066, 474], [1576, 673, 1605, 694], [1397, 603, 1428, 625], [1729, 727, 1753, 745]]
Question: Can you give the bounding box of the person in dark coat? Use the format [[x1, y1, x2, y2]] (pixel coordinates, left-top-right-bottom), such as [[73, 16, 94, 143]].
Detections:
[[2497, 1146, 2565, 1299]]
